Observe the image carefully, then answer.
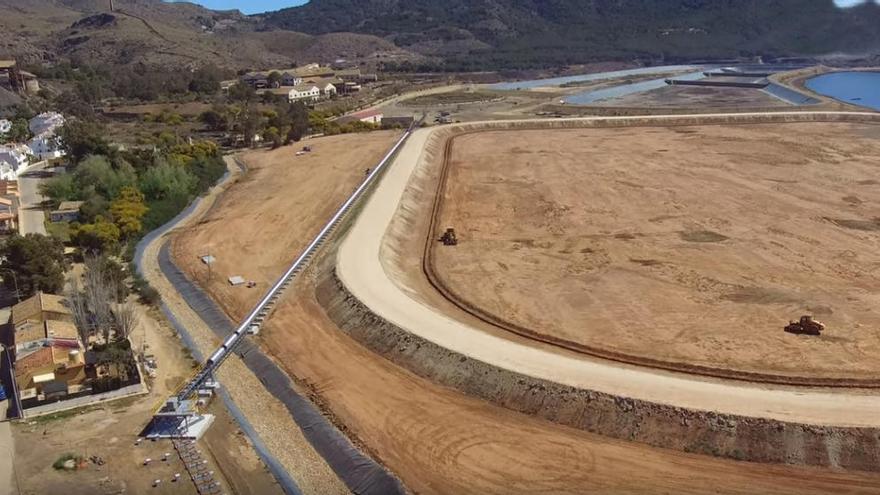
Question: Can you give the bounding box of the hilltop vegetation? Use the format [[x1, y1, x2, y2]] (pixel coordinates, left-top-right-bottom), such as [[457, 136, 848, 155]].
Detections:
[[262, 0, 880, 69]]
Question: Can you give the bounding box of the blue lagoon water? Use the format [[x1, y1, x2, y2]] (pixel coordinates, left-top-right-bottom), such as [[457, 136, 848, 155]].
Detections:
[[805, 71, 880, 111]]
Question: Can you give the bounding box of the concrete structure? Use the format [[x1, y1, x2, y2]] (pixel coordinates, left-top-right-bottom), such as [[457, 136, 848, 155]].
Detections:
[[288, 84, 321, 102], [49, 200, 84, 222], [339, 109, 384, 125]]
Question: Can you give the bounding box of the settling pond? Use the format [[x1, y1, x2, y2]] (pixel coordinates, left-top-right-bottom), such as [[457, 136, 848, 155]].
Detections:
[[806, 71, 880, 111]]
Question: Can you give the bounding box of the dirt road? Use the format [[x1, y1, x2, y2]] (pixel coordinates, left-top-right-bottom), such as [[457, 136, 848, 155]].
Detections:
[[171, 113, 880, 493]]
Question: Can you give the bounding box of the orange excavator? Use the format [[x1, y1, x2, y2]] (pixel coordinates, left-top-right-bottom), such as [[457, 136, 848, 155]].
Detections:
[[784, 315, 825, 336]]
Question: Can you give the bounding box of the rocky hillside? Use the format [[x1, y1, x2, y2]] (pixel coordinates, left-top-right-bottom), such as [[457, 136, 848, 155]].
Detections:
[[0, 0, 411, 70], [260, 0, 880, 69]]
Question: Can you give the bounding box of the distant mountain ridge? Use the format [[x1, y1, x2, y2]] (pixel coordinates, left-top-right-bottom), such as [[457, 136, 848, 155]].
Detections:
[[259, 0, 880, 68]]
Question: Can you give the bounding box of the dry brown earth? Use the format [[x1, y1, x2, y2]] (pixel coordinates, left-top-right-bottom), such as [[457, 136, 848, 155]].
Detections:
[[171, 123, 880, 494], [172, 131, 402, 317], [432, 123, 880, 380]]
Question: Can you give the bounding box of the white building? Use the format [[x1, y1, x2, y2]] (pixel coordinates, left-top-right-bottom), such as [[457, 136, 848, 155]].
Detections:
[[26, 112, 65, 161], [28, 112, 65, 136], [28, 134, 63, 160], [0, 119, 11, 135], [0, 145, 29, 180], [288, 84, 321, 103]]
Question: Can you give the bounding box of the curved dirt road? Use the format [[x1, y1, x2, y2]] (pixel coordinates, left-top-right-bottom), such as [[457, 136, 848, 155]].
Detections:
[[337, 112, 880, 428]]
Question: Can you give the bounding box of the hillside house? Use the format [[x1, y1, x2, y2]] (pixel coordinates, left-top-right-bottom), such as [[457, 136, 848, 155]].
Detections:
[[303, 77, 339, 97], [280, 72, 302, 86], [0, 145, 28, 180], [288, 84, 321, 102], [0, 60, 36, 94], [336, 68, 361, 82], [0, 119, 10, 134], [50, 201, 84, 222], [28, 134, 63, 160]]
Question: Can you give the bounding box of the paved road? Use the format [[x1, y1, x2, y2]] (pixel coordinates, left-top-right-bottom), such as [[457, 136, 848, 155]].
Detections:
[[17, 162, 47, 236], [0, 421, 14, 495], [336, 111, 880, 428]]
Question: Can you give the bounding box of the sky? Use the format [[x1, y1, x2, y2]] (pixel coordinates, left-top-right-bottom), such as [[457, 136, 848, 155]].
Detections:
[[165, 1, 307, 15], [167, 0, 875, 15]]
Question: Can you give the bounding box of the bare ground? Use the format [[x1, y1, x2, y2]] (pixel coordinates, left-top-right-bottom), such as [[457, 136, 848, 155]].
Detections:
[[170, 120, 880, 493], [432, 123, 880, 380]]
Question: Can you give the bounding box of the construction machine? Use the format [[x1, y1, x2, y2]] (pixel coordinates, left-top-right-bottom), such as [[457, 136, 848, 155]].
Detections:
[[439, 228, 458, 246], [784, 315, 824, 336]]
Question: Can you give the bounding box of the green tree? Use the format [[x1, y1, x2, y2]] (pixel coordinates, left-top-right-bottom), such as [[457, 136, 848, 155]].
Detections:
[[139, 159, 196, 201], [59, 120, 112, 163], [74, 155, 137, 200], [228, 82, 256, 103], [0, 234, 67, 297], [189, 64, 225, 93], [264, 126, 282, 149], [109, 186, 148, 238], [73, 216, 121, 253], [39, 174, 78, 205], [267, 71, 282, 88], [199, 107, 228, 131]]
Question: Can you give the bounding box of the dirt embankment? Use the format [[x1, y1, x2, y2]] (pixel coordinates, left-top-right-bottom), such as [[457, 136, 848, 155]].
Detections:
[[318, 267, 880, 471]]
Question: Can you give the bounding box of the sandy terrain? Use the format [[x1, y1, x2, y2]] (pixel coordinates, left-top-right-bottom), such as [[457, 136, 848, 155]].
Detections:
[[171, 117, 880, 493], [141, 156, 351, 495], [594, 85, 789, 107], [432, 123, 880, 379], [172, 131, 402, 318]]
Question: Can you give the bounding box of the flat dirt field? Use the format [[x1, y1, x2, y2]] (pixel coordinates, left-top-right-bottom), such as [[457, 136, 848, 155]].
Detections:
[[432, 123, 880, 380], [171, 131, 401, 316], [594, 85, 789, 107], [172, 124, 880, 494]]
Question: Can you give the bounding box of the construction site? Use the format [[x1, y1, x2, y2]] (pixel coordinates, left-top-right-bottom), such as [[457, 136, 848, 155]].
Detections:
[[126, 68, 880, 494]]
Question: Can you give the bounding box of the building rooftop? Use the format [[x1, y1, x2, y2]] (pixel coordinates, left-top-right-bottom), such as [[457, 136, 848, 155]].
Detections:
[[0, 60, 16, 70], [0, 180, 18, 196], [54, 201, 84, 213], [45, 320, 79, 341], [15, 346, 53, 388], [11, 292, 71, 327], [304, 77, 342, 87], [291, 84, 320, 92]]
